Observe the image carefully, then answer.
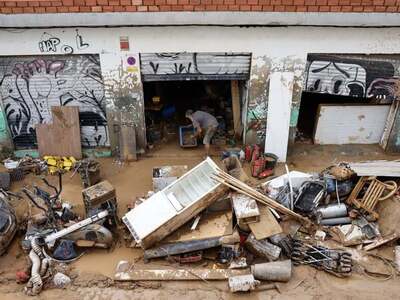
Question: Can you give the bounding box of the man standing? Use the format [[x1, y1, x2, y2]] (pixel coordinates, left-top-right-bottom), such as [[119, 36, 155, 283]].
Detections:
[[185, 110, 219, 156]]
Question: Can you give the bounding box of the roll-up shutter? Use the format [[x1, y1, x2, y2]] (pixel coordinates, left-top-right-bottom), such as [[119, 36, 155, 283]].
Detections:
[[304, 54, 398, 102], [0, 54, 109, 149], [140, 52, 252, 81]]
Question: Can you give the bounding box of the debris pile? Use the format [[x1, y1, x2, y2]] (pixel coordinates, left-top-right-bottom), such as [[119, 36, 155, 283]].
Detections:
[[1, 151, 400, 296], [119, 156, 400, 293]]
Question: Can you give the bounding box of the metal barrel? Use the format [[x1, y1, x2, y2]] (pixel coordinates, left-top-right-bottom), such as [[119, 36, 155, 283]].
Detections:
[[320, 217, 352, 226]]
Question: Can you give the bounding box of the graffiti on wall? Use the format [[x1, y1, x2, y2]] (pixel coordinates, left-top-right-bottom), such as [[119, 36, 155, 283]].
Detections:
[[38, 30, 89, 55], [305, 55, 399, 103], [141, 52, 251, 80], [0, 54, 108, 148]]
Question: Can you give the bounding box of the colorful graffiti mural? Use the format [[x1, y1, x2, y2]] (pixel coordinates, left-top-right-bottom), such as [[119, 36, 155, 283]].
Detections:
[[0, 54, 108, 148]]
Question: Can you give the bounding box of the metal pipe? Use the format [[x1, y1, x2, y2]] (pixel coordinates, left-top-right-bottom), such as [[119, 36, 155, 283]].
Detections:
[[44, 210, 109, 244], [251, 260, 292, 282], [315, 203, 348, 220], [320, 217, 352, 226]]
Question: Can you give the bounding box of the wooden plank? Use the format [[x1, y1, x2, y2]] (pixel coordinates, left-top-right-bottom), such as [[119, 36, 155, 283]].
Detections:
[[380, 100, 399, 150], [231, 80, 242, 138], [106, 108, 119, 155], [115, 268, 250, 281], [248, 205, 282, 240], [119, 123, 137, 161], [36, 106, 82, 158], [165, 211, 233, 243], [349, 160, 400, 177], [364, 232, 398, 251], [264, 72, 294, 162], [314, 104, 390, 145]]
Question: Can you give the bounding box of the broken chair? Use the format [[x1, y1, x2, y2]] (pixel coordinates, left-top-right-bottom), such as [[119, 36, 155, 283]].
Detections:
[[346, 176, 397, 221]]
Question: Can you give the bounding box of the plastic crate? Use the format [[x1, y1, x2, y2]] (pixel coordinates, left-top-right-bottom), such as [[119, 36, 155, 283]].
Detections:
[[179, 125, 197, 148]]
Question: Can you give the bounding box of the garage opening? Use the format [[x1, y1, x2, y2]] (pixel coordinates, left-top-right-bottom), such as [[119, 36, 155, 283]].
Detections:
[[296, 54, 397, 147], [140, 52, 251, 151], [143, 80, 238, 147]]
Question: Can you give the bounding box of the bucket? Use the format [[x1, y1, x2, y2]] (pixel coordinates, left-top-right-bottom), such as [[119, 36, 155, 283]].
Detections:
[[264, 153, 278, 169], [251, 260, 292, 282]]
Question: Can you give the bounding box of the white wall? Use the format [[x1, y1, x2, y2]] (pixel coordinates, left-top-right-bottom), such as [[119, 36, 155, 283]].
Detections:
[[0, 26, 400, 147]]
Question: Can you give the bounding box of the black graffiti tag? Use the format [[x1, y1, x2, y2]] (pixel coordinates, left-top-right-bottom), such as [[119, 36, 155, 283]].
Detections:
[[38, 37, 60, 53], [76, 29, 89, 50]]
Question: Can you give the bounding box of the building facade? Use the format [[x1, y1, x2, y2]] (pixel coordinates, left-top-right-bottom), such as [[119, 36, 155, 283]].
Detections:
[[0, 1, 400, 159]]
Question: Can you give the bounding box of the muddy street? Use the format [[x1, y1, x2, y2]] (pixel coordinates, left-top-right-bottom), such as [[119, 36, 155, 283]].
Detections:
[[0, 144, 399, 299]]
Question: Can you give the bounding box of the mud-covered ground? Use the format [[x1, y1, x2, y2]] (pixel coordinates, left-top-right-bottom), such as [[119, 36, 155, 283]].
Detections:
[[1, 142, 400, 299]]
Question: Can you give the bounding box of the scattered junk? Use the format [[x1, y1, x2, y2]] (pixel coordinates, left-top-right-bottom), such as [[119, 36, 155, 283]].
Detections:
[[143, 231, 240, 262], [291, 240, 352, 277], [231, 193, 260, 229], [245, 234, 281, 261], [0, 190, 17, 255], [228, 274, 260, 292], [346, 176, 397, 221], [73, 158, 101, 188], [4, 137, 400, 297], [251, 260, 292, 282], [53, 272, 71, 289], [82, 180, 119, 226]]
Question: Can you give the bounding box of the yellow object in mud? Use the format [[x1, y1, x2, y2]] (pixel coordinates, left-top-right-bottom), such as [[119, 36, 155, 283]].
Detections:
[[43, 156, 76, 174]]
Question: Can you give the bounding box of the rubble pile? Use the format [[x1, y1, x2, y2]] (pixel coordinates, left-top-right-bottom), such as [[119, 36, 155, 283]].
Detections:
[[0, 151, 400, 296]]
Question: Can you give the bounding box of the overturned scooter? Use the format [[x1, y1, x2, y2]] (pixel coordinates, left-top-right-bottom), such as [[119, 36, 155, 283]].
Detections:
[[22, 209, 110, 296]]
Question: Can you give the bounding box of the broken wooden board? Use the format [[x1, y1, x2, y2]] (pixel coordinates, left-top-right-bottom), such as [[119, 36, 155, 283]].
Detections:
[[164, 211, 233, 243], [363, 232, 398, 251], [115, 268, 250, 281], [231, 80, 242, 138], [248, 205, 282, 240], [232, 193, 260, 224], [349, 160, 400, 177], [36, 106, 81, 158], [119, 122, 137, 161]]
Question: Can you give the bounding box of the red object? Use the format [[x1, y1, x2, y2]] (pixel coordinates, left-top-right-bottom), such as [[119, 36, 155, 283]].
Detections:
[[251, 145, 261, 163], [258, 168, 274, 179], [16, 271, 29, 284], [178, 251, 203, 263], [252, 157, 266, 177], [244, 145, 253, 162]]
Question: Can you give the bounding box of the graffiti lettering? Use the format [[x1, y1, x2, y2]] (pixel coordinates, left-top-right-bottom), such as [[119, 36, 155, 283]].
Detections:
[[61, 45, 74, 54], [0, 55, 108, 148], [38, 30, 90, 54], [38, 37, 60, 53], [75, 29, 89, 50]]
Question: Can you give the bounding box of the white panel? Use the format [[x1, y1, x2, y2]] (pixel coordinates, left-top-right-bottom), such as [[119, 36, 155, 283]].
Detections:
[[314, 105, 390, 145], [264, 72, 294, 162], [124, 191, 178, 239]]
